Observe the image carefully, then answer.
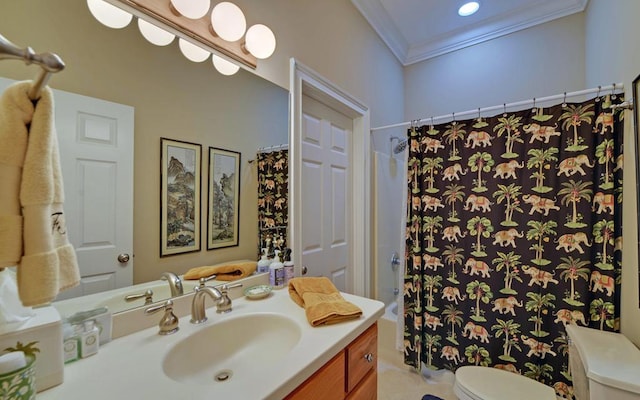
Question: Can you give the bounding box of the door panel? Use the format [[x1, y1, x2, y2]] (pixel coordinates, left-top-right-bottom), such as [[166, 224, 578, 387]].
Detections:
[[300, 94, 352, 293]]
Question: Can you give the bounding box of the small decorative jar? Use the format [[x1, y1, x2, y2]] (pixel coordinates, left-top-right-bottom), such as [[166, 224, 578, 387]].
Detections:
[[0, 354, 36, 400]]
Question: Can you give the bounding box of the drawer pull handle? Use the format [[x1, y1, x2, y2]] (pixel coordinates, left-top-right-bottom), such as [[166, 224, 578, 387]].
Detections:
[[364, 353, 373, 363]]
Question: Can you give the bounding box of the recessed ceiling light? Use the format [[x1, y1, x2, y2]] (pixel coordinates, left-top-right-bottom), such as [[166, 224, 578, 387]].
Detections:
[[458, 1, 480, 17]]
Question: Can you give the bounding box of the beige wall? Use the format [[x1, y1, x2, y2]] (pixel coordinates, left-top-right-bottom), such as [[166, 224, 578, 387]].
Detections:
[[584, 0, 640, 345]]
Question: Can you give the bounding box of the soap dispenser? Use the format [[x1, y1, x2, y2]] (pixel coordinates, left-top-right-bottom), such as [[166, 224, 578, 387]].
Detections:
[[269, 252, 285, 289], [257, 248, 271, 274], [283, 248, 294, 285]]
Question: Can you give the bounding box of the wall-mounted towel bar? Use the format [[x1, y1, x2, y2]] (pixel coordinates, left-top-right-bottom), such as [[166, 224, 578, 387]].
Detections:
[[0, 34, 65, 100]]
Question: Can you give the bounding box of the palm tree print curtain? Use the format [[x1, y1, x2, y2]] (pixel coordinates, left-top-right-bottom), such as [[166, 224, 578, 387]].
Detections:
[[257, 150, 288, 253], [404, 94, 624, 395]]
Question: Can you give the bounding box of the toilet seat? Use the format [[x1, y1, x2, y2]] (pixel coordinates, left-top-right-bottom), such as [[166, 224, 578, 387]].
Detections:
[[454, 366, 556, 400]]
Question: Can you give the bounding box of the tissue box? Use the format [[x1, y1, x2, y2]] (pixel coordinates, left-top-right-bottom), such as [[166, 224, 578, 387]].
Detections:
[[0, 306, 63, 392]]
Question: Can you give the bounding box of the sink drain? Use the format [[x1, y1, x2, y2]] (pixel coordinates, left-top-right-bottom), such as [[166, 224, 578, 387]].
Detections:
[[214, 369, 233, 382]]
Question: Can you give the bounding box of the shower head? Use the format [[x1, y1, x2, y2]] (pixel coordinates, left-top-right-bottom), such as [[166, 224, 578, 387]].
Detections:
[[390, 136, 408, 154]]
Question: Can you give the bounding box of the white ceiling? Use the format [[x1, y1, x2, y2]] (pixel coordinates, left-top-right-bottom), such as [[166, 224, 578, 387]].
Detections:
[[351, 0, 589, 66]]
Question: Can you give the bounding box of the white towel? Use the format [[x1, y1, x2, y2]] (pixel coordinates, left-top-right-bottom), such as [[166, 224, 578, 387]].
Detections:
[[0, 81, 80, 306]]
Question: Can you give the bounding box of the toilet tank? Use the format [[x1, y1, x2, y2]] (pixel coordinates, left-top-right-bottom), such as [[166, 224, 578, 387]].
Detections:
[[567, 325, 640, 400]]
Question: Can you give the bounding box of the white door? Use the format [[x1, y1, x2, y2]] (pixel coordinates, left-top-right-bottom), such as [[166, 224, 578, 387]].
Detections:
[[54, 90, 134, 299], [299, 94, 352, 292], [290, 60, 371, 297], [0, 78, 135, 299]]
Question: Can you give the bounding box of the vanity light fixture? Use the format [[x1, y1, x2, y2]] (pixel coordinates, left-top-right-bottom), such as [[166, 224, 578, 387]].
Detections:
[[87, 0, 133, 29], [87, 0, 277, 76], [458, 1, 480, 17], [137, 19, 175, 46]]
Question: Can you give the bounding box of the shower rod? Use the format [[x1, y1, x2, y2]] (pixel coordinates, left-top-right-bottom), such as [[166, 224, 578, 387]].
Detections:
[[370, 83, 627, 132]]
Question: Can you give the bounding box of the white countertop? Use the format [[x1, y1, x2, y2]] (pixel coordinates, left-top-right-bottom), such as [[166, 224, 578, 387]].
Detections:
[[39, 289, 384, 400]]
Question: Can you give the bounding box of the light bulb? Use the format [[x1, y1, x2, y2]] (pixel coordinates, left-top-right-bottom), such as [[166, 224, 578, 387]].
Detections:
[[87, 0, 132, 29], [138, 19, 175, 46], [212, 55, 239, 76], [210, 2, 246, 42], [178, 39, 210, 62], [170, 0, 210, 19], [244, 24, 276, 59]]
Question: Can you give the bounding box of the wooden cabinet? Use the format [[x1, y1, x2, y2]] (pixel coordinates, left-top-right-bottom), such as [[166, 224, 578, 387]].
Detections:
[[285, 323, 378, 400]]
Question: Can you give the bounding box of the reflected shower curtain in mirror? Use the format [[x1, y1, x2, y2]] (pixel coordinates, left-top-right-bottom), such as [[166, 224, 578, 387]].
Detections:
[[403, 95, 624, 394], [257, 149, 288, 254]]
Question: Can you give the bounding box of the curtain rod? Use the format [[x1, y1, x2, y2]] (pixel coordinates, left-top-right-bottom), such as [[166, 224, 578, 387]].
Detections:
[[247, 143, 289, 163], [370, 83, 626, 132], [0, 34, 65, 100]]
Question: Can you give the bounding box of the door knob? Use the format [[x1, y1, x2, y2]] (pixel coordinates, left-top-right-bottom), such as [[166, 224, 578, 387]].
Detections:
[[117, 253, 130, 263], [301, 265, 308, 275]]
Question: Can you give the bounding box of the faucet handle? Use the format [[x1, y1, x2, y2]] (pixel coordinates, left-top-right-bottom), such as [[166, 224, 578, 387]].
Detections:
[[221, 282, 243, 292], [217, 283, 243, 314], [145, 300, 179, 335], [125, 289, 154, 305], [198, 274, 218, 288]]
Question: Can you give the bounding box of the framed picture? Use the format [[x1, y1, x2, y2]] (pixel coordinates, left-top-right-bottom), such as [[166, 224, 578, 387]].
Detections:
[[160, 138, 201, 257], [207, 147, 241, 249]]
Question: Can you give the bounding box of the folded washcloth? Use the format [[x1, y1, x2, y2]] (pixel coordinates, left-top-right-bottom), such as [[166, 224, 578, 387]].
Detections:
[[288, 277, 362, 327], [183, 260, 257, 281]]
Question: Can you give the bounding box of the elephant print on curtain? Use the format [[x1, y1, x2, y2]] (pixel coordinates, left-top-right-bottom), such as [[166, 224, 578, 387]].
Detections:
[[257, 149, 288, 254], [404, 94, 624, 396]]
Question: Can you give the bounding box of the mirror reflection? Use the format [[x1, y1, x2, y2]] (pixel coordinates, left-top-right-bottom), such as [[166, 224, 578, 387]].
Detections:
[[0, 0, 289, 314]]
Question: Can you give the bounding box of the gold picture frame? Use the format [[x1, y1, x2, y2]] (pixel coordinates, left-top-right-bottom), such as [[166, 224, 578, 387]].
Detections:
[[160, 138, 201, 257]]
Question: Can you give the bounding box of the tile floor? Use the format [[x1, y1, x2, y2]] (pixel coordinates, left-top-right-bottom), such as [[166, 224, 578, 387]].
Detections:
[[377, 318, 457, 400]]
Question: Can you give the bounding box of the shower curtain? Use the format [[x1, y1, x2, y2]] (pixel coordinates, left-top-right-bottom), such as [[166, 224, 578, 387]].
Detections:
[[257, 149, 289, 254], [403, 95, 624, 394]]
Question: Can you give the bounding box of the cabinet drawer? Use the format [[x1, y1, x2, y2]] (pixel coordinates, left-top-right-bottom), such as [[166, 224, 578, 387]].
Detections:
[[346, 370, 377, 400], [285, 351, 345, 400], [346, 323, 377, 393]]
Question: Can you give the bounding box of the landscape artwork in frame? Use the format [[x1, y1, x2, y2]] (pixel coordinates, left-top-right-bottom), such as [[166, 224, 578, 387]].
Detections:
[[160, 138, 201, 257], [208, 147, 241, 249]]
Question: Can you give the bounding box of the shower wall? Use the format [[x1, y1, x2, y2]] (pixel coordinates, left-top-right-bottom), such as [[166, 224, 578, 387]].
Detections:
[[373, 151, 406, 307]]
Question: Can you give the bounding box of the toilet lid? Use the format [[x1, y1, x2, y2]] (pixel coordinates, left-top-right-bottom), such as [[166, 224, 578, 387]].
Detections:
[[454, 366, 556, 400]]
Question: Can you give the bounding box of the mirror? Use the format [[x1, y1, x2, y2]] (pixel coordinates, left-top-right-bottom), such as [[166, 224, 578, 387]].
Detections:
[[0, 1, 288, 314]]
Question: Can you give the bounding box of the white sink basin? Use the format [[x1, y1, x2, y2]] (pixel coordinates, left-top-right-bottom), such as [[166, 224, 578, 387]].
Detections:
[[96, 281, 198, 313], [162, 313, 302, 385]]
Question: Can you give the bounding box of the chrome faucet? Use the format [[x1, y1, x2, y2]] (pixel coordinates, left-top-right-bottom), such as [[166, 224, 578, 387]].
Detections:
[[145, 300, 179, 335], [190, 286, 222, 324], [161, 272, 184, 297]]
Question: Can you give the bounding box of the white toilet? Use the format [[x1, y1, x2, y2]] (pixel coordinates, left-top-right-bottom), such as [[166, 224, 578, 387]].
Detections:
[[567, 324, 640, 400], [453, 366, 555, 400]]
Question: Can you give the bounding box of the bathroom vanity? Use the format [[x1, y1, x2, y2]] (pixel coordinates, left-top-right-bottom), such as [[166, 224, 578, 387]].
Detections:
[[38, 286, 384, 399]]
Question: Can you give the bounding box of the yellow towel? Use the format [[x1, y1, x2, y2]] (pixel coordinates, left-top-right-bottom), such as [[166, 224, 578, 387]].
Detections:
[[288, 277, 362, 327], [183, 260, 257, 281], [0, 82, 80, 306]]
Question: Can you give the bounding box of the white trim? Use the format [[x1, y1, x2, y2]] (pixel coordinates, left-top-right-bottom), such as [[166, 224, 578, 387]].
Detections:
[[352, 0, 588, 66], [289, 59, 371, 297]]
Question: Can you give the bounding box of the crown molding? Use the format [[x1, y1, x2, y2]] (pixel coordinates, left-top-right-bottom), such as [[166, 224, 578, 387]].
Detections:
[[353, 0, 589, 66]]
